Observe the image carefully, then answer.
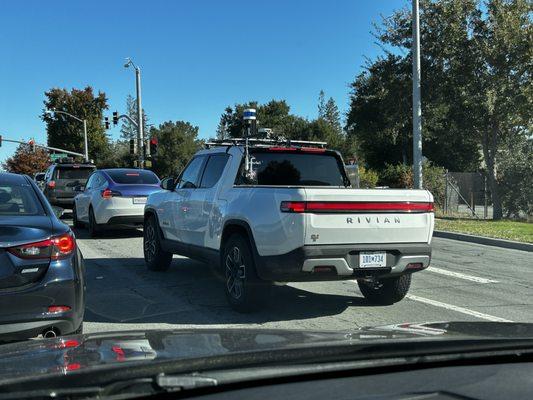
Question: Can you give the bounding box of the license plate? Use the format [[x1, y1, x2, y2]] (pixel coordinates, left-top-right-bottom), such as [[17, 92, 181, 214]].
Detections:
[[133, 197, 147, 204], [359, 252, 387, 268]]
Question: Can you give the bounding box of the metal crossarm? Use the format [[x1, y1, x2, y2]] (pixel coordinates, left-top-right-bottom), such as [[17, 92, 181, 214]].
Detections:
[[205, 137, 328, 149]]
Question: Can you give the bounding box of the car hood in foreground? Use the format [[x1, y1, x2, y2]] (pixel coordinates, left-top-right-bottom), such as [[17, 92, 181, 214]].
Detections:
[[0, 322, 532, 381]]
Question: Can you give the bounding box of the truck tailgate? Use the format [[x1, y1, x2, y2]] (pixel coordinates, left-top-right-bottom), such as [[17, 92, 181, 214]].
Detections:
[[302, 188, 434, 245]]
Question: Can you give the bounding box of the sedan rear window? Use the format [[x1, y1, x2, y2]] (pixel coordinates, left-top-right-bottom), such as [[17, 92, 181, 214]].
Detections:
[[237, 151, 347, 186], [54, 167, 95, 180], [107, 170, 159, 184], [0, 184, 45, 216]]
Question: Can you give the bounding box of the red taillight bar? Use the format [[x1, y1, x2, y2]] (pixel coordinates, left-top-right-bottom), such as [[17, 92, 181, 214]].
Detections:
[[280, 201, 434, 213]]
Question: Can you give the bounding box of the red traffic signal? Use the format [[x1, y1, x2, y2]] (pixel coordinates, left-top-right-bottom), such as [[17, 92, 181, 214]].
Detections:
[[149, 137, 158, 156]]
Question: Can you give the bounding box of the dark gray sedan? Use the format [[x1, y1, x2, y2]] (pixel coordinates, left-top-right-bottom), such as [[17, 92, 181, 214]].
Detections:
[[0, 172, 85, 341]]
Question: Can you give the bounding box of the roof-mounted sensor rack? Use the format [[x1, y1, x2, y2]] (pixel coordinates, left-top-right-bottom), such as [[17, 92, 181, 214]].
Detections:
[[205, 137, 328, 149]]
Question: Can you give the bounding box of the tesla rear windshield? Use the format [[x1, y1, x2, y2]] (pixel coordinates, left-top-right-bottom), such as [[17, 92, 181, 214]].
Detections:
[[107, 170, 159, 184], [0, 184, 45, 216], [54, 167, 95, 180], [238, 151, 347, 186]]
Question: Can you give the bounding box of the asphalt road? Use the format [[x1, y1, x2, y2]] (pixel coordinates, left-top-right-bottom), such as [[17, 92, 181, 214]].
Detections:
[[66, 218, 532, 334]]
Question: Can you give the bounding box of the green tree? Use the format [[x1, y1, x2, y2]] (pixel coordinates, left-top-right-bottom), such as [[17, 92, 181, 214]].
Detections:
[[2, 144, 51, 175], [120, 94, 149, 141], [318, 93, 342, 135], [41, 87, 110, 165], [347, 0, 532, 219], [149, 121, 202, 178]]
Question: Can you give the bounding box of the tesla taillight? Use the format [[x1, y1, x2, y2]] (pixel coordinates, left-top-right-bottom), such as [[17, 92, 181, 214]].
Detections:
[[7, 233, 76, 260], [101, 189, 121, 199]]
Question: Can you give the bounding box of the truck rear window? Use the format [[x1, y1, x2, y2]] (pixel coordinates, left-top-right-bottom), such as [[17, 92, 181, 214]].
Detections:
[[54, 167, 95, 180], [237, 151, 347, 186], [107, 170, 159, 184]]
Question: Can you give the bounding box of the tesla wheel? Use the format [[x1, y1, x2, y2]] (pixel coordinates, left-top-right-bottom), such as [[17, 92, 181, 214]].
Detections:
[[88, 207, 101, 238], [358, 274, 411, 305], [222, 234, 269, 313], [72, 205, 83, 228], [144, 215, 172, 271]]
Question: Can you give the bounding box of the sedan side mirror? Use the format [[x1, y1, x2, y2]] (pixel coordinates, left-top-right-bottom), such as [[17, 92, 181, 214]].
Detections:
[[160, 177, 176, 191]]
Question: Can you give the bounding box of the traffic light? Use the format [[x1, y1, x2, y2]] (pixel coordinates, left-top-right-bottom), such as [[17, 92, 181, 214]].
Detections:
[[112, 111, 119, 125], [28, 139, 35, 152], [129, 139, 136, 155], [0, 135, 2, 147], [149, 137, 158, 156], [104, 116, 110, 130]]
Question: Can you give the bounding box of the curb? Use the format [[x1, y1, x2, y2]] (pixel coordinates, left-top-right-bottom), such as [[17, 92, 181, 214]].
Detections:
[[433, 230, 533, 252]]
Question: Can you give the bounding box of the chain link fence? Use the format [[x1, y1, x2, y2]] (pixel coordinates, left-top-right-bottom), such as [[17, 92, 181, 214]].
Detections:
[[443, 172, 492, 219]]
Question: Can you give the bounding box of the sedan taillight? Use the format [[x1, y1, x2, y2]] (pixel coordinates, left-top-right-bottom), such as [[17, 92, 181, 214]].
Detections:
[[101, 189, 121, 199], [47, 180, 56, 188], [7, 233, 76, 260]]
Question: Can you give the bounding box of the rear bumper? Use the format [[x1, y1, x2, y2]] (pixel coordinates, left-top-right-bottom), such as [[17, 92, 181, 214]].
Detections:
[[0, 250, 85, 341], [255, 243, 431, 282], [107, 215, 144, 226], [95, 202, 145, 225], [48, 196, 75, 206]]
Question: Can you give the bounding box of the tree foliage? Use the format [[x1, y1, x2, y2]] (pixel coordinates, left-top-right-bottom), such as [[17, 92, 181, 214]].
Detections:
[[120, 94, 149, 141], [346, 0, 532, 219], [41, 87, 110, 165], [2, 144, 51, 176], [216, 97, 347, 158], [149, 121, 202, 178]]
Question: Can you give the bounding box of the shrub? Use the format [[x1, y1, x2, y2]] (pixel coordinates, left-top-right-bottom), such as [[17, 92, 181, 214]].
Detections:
[[379, 163, 413, 188], [358, 166, 379, 188], [378, 162, 446, 207]]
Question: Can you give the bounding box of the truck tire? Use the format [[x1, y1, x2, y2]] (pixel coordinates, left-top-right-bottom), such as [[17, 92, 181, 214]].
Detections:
[[222, 234, 269, 313], [144, 215, 173, 271], [358, 274, 411, 305]]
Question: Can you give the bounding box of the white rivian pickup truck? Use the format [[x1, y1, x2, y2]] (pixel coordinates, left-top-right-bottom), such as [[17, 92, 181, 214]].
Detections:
[[143, 139, 434, 312]]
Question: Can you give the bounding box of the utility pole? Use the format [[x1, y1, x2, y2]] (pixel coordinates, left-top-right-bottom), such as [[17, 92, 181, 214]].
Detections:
[[124, 58, 145, 169], [412, 0, 423, 189]]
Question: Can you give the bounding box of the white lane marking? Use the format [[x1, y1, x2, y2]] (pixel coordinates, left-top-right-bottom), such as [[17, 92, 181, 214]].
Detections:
[[426, 267, 499, 284], [406, 294, 513, 323]]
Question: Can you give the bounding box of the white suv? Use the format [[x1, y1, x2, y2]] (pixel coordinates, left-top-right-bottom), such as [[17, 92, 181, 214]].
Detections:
[[144, 141, 434, 312]]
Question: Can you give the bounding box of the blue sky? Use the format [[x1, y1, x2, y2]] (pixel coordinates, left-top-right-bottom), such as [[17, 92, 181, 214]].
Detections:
[[0, 0, 405, 163]]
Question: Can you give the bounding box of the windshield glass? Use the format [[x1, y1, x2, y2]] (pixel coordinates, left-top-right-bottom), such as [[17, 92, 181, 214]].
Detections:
[[107, 170, 159, 184], [0, 184, 44, 216]]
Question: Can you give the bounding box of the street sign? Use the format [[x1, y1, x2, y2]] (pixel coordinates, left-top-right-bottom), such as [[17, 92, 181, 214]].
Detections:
[[50, 153, 68, 161]]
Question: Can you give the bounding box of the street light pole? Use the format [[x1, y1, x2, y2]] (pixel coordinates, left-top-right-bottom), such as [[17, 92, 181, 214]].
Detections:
[[82, 119, 88, 161], [46, 109, 89, 162], [412, 0, 423, 189], [125, 58, 145, 169]]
